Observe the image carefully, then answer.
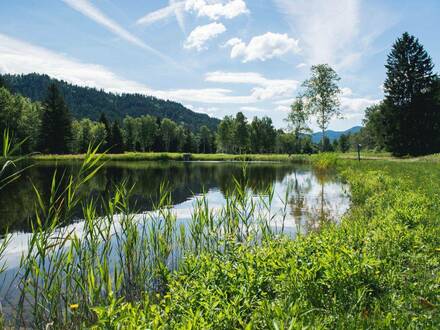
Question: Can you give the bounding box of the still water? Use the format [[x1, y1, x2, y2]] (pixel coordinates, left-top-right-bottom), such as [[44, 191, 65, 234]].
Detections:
[[0, 160, 350, 235], [0, 160, 350, 319]]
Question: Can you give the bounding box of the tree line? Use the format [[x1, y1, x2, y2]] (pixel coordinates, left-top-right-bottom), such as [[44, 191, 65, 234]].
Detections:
[[0, 74, 369, 155], [0, 79, 215, 154], [349, 32, 440, 156]]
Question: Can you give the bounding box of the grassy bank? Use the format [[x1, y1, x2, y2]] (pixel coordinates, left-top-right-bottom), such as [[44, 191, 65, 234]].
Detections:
[[31, 151, 395, 163], [90, 159, 440, 329], [31, 152, 302, 162], [1, 152, 439, 328]]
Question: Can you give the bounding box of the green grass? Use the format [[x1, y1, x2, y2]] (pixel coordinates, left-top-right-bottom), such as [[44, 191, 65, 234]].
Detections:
[[32, 150, 437, 163], [91, 159, 440, 329], [31, 152, 311, 162], [1, 149, 439, 328]]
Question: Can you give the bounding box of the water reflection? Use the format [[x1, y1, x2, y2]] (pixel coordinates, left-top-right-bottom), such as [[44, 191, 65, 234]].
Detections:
[[0, 161, 349, 235]]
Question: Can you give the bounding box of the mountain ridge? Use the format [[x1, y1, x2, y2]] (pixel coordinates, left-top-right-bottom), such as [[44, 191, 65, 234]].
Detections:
[[1, 73, 220, 132], [311, 126, 362, 143]]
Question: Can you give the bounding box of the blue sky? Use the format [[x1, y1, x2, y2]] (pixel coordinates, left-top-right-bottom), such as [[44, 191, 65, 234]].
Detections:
[[1, 0, 440, 131]]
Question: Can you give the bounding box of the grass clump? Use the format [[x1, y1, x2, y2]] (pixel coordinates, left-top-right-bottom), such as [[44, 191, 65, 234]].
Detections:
[[311, 152, 339, 171], [90, 162, 440, 329]]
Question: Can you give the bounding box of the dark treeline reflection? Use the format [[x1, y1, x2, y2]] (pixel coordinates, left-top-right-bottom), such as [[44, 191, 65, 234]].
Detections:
[[0, 161, 308, 234]]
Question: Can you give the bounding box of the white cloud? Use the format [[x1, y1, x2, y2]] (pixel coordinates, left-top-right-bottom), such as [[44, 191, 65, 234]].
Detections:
[[136, 0, 186, 33], [185, 0, 249, 20], [340, 96, 379, 116], [62, 0, 175, 65], [341, 87, 353, 96], [274, 98, 295, 106], [184, 104, 221, 115], [206, 71, 299, 100], [240, 106, 266, 113], [225, 32, 300, 62], [275, 105, 290, 113], [0, 33, 150, 94], [296, 62, 307, 69], [0, 33, 255, 106], [184, 22, 226, 51], [274, 0, 395, 71]]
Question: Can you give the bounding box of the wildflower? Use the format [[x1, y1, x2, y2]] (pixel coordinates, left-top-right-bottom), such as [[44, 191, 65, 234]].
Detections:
[[70, 304, 79, 311]]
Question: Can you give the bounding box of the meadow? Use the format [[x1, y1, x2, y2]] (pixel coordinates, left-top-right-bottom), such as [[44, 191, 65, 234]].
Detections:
[[0, 150, 439, 329]]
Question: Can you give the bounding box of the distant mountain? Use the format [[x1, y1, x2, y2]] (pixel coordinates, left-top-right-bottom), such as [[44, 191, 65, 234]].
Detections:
[[311, 126, 362, 143], [2, 73, 220, 132]]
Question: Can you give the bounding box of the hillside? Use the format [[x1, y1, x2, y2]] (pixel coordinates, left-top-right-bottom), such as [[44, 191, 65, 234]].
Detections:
[[1, 73, 220, 131], [311, 126, 362, 143]]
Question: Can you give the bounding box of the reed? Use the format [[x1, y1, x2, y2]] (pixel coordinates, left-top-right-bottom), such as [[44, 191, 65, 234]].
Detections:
[[1, 143, 297, 329]]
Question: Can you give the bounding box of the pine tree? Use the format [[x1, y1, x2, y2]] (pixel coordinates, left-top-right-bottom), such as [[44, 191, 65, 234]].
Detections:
[[233, 112, 249, 154], [99, 113, 112, 151], [39, 83, 72, 154], [0, 75, 9, 91], [382, 32, 439, 155], [111, 121, 124, 154]]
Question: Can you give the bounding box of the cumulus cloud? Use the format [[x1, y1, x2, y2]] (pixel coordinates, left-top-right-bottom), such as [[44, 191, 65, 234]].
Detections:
[[206, 71, 299, 100], [225, 32, 300, 62], [340, 96, 379, 118], [185, 0, 248, 20], [184, 22, 226, 51]]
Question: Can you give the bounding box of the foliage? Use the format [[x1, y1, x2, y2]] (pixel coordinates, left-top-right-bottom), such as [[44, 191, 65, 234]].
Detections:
[[338, 133, 350, 153], [0, 87, 42, 153], [233, 112, 250, 154], [380, 32, 440, 156], [302, 64, 341, 150], [38, 83, 73, 154], [91, 161, 440, 329], [311, 152, 338, 170], [2, 73, 219, 132], [285, 97, 311, 138]]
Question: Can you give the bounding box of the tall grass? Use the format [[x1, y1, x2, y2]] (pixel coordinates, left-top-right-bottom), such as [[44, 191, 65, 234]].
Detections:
[[2, 144, 297, 328]]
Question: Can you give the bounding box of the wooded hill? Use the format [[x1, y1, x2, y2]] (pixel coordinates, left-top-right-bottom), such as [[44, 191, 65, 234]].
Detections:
[[1, 73, 220, 132]]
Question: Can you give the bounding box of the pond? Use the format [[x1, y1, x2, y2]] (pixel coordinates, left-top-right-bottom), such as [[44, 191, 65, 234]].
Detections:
[[0, 160, 349, 235], [0, 160, 350, 323]]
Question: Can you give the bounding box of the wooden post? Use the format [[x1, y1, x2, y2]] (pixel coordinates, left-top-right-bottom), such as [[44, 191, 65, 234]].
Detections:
[[357, 144, 362, 162]]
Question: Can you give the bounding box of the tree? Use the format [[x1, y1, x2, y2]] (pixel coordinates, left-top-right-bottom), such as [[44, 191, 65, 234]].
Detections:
[[123, 116, 139, 151], [362, 104, 385, 150], [275, 131, 296, 155], [381, 32, 439, 155], [216, 116, 234, 153], [139, 115, 157, 151], [302, 64, 341, 151], [249, 116, 276, 154], [99, 113, 112, 151], [39, 83, 72, 154], [199, 125, 212, 153], [175, 125, 187, 152], [233, 112, 249, 154], [320, 136, 334, 152], [0, 75, 9, 91], [160, 118, 177, 152], [285, 97, 311, 153], [338, 134, 350, 153], [111, 121, 124, 153]]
